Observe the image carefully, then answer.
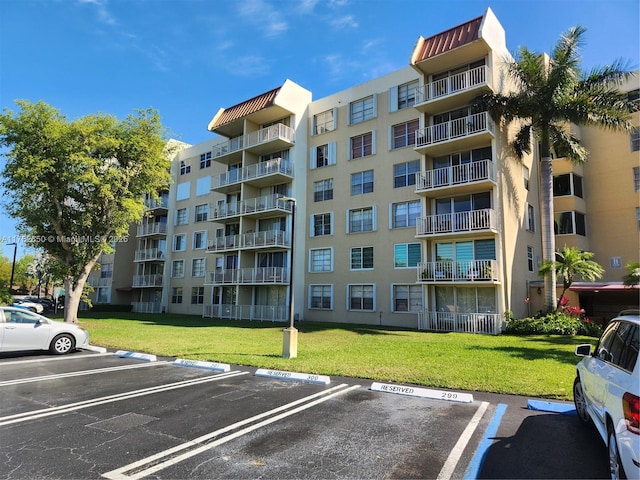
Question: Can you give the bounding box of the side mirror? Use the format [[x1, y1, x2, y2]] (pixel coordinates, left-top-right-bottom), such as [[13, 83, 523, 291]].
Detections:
[[574, 344, 592, 357]]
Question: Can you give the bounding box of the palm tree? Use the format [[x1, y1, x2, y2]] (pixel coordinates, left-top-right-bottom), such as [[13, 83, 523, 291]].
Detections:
[[476, 26, 636, 311], [538, 245, 604, 311], [623, 261, 640, 287]]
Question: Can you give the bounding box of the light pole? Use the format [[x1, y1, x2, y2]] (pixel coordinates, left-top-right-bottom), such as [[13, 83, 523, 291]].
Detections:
[[7, 242, 17, 294], [279, 196, 298, 358]]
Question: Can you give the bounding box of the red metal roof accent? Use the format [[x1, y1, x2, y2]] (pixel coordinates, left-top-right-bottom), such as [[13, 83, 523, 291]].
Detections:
[[415, 16, 483, 63], [210, 86, 281, 129]]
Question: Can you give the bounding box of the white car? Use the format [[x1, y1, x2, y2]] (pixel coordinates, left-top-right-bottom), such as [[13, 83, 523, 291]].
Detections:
[[13, 298, 44, 314], [0, 306, 89, 355], [574, 310, 640, 480]]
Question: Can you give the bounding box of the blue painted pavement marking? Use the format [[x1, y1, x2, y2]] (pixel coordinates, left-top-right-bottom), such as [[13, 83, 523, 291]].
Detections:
[[463, 403, 508, 480]]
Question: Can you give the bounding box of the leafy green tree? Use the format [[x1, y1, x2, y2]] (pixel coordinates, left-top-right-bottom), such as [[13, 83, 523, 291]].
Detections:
[[538, 245, 604, 311], [15, 254, 35, 293], [0, 254, 11, 286], [476, 26, 635, 311], [0, 100, 172, 323], [623, 261, 640, 287]]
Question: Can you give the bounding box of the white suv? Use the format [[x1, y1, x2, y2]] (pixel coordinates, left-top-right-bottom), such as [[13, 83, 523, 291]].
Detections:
[[574, 310, 639, 480]]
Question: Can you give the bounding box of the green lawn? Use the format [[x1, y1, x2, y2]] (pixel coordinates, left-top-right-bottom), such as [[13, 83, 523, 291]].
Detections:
[[78, 312, 598, 401]]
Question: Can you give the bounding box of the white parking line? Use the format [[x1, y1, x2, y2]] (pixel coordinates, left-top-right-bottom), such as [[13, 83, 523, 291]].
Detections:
[[0, 370, 249, 427], [102, 383, 361, 480], [0, 361, 172, 387], [0, 352, 113, 366], [437, 401, 490, 480]]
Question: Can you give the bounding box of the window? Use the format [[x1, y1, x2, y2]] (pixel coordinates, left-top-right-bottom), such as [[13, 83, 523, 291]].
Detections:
[[173, 234, 186, 252], [351, 246, 374, 270], [191, 258, 205, 277], [391, 119, 419, 149], [348, 206, 375, 233], [349, 96, 375, 124], [199, 152, 212, 169], [553, 173, 583, 198], [96, 287, 110, 303], [350, 132, 374, 159], [310, 142, 336, 169], [397, 81, 418, 110], [394, 243, 421, 268], [171, 287, 183, 304], [175, 208, 188, 226], [311, 213, 333, 237], [193, 231, 207, 250], [310, 248, 333, 272], [194, 204, 209, 222], [393, 285, 422, 312], [637, 207, 640, 231], [309, 285, 333, 309], [526, 204, 535, 232], [171, 260, 185, 278], [179, 161, 191, 175], [554, 211, 586, 236], [391, 201, 420, 228], [523, 166, 530, 190], [527, 246, 534, 272], [100, 264, 113, 279], [348, 284, 375, 311], [394, 160, 420, 188], [176, 182, 190, 201], [313, 179, 334, 202], [313, 109, 335, 134], [191, 287, 204, 304], [634, 167, 640, 192], [351, 170, 374, 195], [631, 128, 640, 152]]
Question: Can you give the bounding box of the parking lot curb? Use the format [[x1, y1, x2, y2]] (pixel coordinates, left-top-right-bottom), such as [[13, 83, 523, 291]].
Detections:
[[114, 350, 157, 362], [82, 345, 107, 353], [173, 359, 230, 372], [527, 399, 576, 415], [255, 368, 330, 385]]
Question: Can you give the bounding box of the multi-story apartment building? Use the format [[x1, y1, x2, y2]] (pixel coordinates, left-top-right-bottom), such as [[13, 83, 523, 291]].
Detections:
[[87, 8, 639, 331]]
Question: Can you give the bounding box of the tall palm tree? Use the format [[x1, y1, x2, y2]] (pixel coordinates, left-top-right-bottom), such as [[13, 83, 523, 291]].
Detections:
[[539, 245, 604, 311], [476, 26, 636, 311]]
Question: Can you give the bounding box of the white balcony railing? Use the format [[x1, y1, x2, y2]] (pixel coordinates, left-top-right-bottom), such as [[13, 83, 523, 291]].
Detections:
[[417, 259, 498, 282], [211, 194, 292, 220], [415, 112, 494, 148], [132, 302, 163, 313], [416, 209, 497, 236], [418, 310, 502, 335], [132, 274, 163, 287], [210, 123, 295, 160], [211, 157, 293, 189], [415, 159, 495, 191], [134, 248, 165, 261], [205, 267, 290, 285], [207, 230, 289, 252], [203, 304, 287, 322], [416, 65, 488, 103], [136, 222, 168, 237], [144, 195, 169, 210]]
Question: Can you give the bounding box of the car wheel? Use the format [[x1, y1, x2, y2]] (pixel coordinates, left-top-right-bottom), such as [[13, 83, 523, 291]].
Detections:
[[49, 334, 75, 355], [608, 428, 627, 480], [573, 377, 591, 424]]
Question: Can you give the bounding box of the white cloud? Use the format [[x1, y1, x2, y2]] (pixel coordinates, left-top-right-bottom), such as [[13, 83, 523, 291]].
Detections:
[[330, 15, 358, 29], [77, 0, 117, 26], [237, 0, 289, 38]]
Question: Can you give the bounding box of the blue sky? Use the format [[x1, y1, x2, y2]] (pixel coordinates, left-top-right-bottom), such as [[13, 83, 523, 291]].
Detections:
[[1, 0, 639, 259]]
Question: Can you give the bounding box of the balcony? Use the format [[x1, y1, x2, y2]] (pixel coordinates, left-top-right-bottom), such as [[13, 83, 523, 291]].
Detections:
[[203, 304, 287, 322], [132, 302, 163, 314], [415, 112, 495, 157], [204, 267, 289, 285], [144, 195, 169, 212], [136, 222, 168, 237], [207, 230, 289, 253], [132, 274, 164, 287], [211, 194, 292, 223], [209, 123, 295, 163], [417, 259, 499, 283], [414, 66, 492, 115], [415, 159, 496, 197], [211, 157, 293, 193], [416, 209, 497, 238], [418, 311, 502, 335], [134, 248, 165, 262]]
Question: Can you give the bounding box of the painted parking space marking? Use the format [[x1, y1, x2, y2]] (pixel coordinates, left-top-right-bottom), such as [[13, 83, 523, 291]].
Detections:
[[0, 351, 113, 366], [255, 368, 331, 385], [371, 382, 474, 403], [0, 361, 171, 387], [0, 370, 248, 427], [463, 403, 508, 480], [102, 383, 360, 480], [173, 358, 230, 372], [437, 401, 490, 480]]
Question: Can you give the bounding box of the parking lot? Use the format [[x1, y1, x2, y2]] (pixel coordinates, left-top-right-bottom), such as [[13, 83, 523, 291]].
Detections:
[[0, 350, 609, 479]]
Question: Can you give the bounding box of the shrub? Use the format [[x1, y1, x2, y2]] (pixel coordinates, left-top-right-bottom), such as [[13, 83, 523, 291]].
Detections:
[[506, 311, 602, 337]]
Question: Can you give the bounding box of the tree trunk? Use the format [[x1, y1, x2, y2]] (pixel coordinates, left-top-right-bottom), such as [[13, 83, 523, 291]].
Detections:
[[539, 132, 557, 311], [62, 255, 100, 323]]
